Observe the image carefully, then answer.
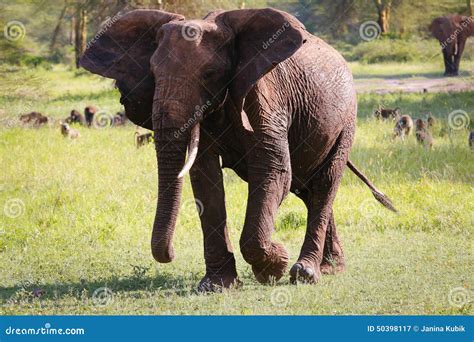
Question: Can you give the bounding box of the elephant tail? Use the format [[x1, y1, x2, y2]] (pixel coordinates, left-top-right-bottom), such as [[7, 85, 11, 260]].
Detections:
[[347, 160, 398, 213]]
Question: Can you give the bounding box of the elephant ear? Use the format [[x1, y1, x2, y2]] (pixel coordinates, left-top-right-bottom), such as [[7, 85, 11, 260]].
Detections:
[[79, 10, 184, 129], [216, 8, 305, 132]]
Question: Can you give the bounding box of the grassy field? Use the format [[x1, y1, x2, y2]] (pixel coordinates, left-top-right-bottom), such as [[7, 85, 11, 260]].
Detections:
[[0, 63, 473, 315]]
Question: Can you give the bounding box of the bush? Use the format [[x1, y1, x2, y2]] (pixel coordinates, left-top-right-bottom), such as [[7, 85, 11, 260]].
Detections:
[[348, 38, 441, 64]]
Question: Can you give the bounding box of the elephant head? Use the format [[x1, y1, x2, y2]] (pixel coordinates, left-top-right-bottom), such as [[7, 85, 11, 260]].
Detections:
[[80, 8, 304, 264]]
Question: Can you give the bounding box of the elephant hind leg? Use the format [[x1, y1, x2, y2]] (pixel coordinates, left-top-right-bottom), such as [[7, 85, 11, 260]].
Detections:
[[290, 126, 354, 284], [320, 211, 345, 275]]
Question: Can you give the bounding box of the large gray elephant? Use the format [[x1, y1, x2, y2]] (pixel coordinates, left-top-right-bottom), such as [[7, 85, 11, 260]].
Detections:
[[80, 8, 396, 291], [430, 15, 474, 76]]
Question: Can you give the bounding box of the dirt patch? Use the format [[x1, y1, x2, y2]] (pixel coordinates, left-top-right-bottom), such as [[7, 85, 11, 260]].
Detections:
[[355, 76, 474, 94]]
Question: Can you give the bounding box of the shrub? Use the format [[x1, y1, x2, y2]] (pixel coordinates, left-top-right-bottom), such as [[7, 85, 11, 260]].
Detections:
[[349, 38, 442, 64]]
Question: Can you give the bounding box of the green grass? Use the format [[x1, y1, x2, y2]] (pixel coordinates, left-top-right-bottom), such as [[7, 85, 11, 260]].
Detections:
[[0, 65, 473, 315]]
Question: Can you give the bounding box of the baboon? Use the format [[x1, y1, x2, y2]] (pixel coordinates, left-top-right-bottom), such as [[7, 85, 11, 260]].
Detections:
[[34, 115, 49, 128], [84, 106, 98, 126], [19, 111, 41, 123], [113, 111, 128, 126], [19, 112, 48, 127], [65, 109, 85, 125], [374, 106, 401, 120], [469, 132, 474, 149], [415, 119, 433, 149], [426, 113, 436, 128], [60, 122, 80, 139], [135, 131, 153, 148], [393, 115, 414, 140]]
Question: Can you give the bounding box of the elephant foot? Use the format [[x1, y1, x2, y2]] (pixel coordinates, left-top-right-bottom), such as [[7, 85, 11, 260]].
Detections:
[[289, 261, 321, 285], [197, 274, 241, 293], [251, 242, 289, 284], [320, 256, 345, 275], [444, 71, 459, 77], [197, 257, 240, 293]]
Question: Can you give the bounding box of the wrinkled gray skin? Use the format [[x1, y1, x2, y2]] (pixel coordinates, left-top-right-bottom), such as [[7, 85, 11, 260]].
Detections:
[[80, 8, 395, 291]]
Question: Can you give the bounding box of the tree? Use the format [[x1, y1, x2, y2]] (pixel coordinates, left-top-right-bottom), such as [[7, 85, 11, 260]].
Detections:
[[74, 5, 87, 67], [50, 2, 69, 52], [374, 0, 391, 34]]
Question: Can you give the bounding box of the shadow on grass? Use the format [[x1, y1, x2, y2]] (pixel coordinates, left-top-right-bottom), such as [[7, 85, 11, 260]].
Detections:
[[0, 273, 195, 304]]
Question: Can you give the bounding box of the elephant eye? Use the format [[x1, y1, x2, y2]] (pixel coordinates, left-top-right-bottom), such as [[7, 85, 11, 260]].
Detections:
[[203, 70, 217, 80]]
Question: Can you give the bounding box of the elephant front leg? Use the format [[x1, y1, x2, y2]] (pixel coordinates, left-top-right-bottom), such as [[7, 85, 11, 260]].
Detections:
[[190, 141, 238, 292], [240, 135, 291, 284], [442, 48, 457, 76]]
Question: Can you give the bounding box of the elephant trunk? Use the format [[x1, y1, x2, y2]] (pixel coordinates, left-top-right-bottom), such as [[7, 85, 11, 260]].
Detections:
[[151, 124, 200, 263]]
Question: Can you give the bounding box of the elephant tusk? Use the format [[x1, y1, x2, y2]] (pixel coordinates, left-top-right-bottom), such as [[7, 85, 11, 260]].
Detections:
[[178, 123, 200, 179]]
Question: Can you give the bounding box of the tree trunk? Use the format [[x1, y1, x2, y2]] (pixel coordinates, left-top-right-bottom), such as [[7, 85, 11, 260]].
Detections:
[[50, 2, 68, 52], [468, 0, 473, 16], [74, 7, 87, 68], [374, 0, 391, 34], [69, 15, 75, 45]]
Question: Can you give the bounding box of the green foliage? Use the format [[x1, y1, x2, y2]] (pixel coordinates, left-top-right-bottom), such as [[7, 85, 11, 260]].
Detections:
[[348, 37, 473, 64]]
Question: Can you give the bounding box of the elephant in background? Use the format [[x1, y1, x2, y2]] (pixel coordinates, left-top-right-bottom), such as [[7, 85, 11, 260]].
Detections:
[[80, 8, 396, 291], [430, 15, 474, 76]]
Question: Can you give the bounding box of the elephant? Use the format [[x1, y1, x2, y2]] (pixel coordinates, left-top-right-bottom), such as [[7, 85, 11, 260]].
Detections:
[[430, 15, 474, 76], [80, 8, 396, 291]]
